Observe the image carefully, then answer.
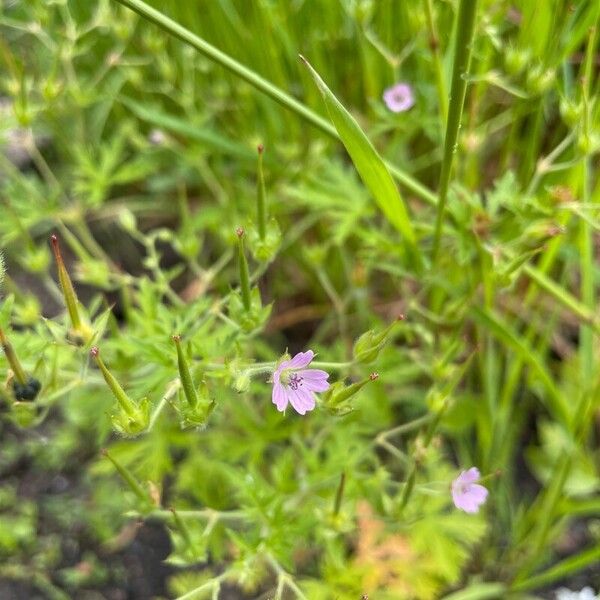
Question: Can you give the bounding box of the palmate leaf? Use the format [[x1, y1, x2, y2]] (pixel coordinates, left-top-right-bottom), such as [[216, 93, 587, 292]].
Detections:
[[301, 56, 423, 270]]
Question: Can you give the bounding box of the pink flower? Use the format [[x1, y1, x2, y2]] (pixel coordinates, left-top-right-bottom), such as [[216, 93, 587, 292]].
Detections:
[[383, 82, 415, 113], [451, 467, 488, 513], [272, 350, 330, 415]]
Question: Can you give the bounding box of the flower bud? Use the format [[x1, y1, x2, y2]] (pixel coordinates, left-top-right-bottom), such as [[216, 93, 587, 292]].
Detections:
[[559, 99, 583, 128], [519, 220, 564, 250], [526, 65, 555, 95], [353, 317, 404, 364], [577, 132, 599, 155], [91, 347, 149, 437], [504, 46, 530, 76], [323, 372, 379, 415], [118, 208, 137, 233], [233, 370, 251, 393]]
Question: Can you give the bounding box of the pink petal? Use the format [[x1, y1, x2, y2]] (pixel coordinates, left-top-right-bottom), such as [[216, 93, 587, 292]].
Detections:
[[467, 484, 488, 505], [272, 382, 288, 412], [383, 83, 415, 113], [452, 483, 488, 513], [298, 369, 329, 381], [459, 467, 481, 485], [289, 350, 314, 369], [301, 377, 330, 393], [288, 388, 315, 415]]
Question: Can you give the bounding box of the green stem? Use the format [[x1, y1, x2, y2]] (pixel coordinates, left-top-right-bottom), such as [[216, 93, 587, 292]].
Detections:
[[170, 507, 198, 558], [577, 22, 598, 394], [423, 0, 448, 125], [431, 0, 478, 262], [102, 449, 148, 503], [111, 0, 436, 205]]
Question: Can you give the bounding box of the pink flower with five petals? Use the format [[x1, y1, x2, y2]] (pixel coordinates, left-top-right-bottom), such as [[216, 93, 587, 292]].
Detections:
[[272, 350, 330, 415], [451, 467, 489, 513], [383, 82, 415, 113]]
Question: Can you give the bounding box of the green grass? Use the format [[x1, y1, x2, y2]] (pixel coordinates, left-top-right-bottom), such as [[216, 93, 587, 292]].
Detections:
[[0, 0, 599, 598]]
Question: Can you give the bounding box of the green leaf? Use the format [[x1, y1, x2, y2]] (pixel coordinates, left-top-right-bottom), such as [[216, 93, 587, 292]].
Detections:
[[300, 56, 422, 269]]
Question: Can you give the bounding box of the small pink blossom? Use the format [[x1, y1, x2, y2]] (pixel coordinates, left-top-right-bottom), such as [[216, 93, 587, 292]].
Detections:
[[451, 467, 488, 513], [272, 350, 330, 415], [383, 82, 415, 113]]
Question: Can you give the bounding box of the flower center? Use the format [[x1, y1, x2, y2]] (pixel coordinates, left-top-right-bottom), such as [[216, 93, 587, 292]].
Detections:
[[280, 369, 303, 390], [288, 373, 302, 390]]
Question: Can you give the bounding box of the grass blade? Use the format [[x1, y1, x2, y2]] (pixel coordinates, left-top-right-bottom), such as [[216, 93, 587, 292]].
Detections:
[[301, 56, 422, 268], [432, 0, 479, 261]]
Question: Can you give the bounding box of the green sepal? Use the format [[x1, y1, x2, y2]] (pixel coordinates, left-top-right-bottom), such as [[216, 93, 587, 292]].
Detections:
[[352, 319, 403, 364], [110, 396, 151, 438], [247, 218, 281, 263], [228, 287, 272, 334]]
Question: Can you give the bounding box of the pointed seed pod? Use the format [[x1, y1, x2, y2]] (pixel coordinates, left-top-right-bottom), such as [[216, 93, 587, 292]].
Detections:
[[236, 228, 252, 312], [91, 346, 136, 417], [172, 335, 198, 408], [256, 144, 267, 240]]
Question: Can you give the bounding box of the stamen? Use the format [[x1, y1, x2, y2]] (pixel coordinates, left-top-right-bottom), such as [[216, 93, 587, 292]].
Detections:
[[288, 373, 303, 390]]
